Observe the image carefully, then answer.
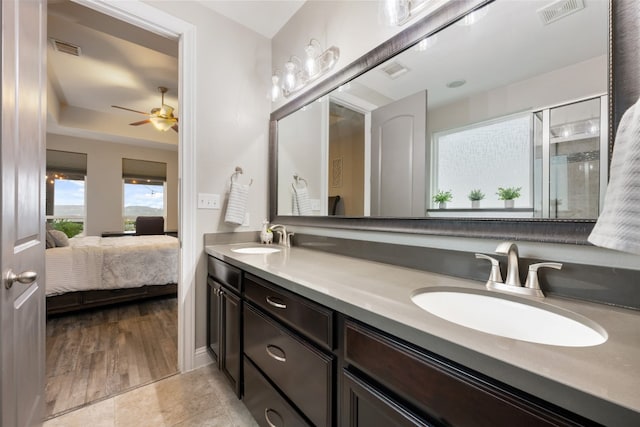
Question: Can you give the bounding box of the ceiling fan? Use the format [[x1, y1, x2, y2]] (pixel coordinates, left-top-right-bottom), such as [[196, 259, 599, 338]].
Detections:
[[112, 86, 178, 133]]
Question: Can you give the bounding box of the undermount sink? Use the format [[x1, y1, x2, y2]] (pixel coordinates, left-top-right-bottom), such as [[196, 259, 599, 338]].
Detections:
[[411, 287, 607, 347], [231, 247, 281, 254]]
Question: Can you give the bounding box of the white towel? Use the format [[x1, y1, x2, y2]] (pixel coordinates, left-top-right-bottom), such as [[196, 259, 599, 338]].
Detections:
[[292, 191, 299, 215], [224, 182, 249, 225], [588, 97, 640, 254], [292, 185, 312, 215]]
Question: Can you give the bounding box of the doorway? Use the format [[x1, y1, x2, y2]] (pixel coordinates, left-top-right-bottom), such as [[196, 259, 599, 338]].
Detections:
[[43, 0, 196, 418]]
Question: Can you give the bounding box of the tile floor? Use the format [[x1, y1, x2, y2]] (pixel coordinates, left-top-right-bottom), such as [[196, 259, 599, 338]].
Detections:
[[43, 364, 259, 427]]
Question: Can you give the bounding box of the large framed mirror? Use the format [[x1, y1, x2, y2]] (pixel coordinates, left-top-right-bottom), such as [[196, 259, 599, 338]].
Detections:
[[269, 0, 640, 243]]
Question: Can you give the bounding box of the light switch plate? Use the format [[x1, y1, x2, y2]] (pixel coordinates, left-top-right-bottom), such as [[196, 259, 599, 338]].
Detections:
[[198, 193, 220, 209]]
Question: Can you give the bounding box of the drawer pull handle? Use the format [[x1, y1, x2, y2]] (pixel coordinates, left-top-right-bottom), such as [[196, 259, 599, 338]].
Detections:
[[264, 408, 283, 427], [266, 344, 286, 362], [266, 296, 287, 309]]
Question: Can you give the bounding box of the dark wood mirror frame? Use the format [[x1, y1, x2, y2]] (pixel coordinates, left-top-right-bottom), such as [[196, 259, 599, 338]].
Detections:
[[269, 0, 639, 244]]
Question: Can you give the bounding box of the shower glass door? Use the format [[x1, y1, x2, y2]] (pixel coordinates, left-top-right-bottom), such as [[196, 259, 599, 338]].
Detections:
[[534, 95, 607, 218]]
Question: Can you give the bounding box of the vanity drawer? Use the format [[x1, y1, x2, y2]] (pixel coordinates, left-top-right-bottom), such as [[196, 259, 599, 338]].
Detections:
[[207, 256, 242, 293], [244, 273, 333, 349], [243, 357, 311, 427], [344, 320, 587, 427], [244, 304, 333, 427]]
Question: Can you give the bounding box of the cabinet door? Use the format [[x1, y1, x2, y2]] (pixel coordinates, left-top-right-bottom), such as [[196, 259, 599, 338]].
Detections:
[[345, 320, 588, 427], [342, 370, 434, 427], [221, 288, 242, 398], [207, 277, 221, 365]]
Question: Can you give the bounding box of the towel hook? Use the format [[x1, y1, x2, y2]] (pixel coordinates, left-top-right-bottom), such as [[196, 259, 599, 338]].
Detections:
[[231, 166, 253, 186]]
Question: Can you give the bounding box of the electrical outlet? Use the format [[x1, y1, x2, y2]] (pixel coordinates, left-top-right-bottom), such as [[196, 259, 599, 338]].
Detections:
[[242, 212, 250, 226], [198, 193, 220, 210], [311, 199, 321, 211]]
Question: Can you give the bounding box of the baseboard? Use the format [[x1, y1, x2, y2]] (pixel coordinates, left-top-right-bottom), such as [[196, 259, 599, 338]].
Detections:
[[194, 346, 213, 369]]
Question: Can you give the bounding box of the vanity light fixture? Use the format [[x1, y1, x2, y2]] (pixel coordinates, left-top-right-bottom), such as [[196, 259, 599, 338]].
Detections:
[[271, 39, 340, 101]]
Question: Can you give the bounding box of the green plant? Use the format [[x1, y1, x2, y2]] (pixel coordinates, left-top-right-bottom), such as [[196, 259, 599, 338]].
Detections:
[[467, 189, 485, 201], [496, 186, 522, 200], [51, 219, 83, 238], [432, 190, 453, 203]]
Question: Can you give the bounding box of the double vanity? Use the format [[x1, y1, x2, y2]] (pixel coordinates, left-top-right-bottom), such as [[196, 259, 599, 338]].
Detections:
[[205, 239, 640, 426]]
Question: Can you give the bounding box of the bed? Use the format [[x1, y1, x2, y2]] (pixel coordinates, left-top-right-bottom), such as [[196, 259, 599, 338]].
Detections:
[[45, 235, 178, 315]]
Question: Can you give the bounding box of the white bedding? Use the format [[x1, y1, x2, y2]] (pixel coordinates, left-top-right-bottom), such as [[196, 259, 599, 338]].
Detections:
[[45, 235, 178, 296]]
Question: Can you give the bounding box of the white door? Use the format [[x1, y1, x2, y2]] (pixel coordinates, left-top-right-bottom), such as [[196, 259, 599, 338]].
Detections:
[[1, 0, 47, 426], [371, 91, 427, 216]]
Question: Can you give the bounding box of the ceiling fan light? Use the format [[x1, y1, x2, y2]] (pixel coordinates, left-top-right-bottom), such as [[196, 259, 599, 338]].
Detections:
[[150, 116, 175, 132]]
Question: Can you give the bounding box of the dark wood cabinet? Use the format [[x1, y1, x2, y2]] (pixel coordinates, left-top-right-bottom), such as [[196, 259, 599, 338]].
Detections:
[[221, 287, 241, 395], [207, 260, 243, 398], [207, 277, 221, 364], [342, 369, 434, 427], [244, 304, 333, 427], [206, 254, 599, 427], [343, 320, 595, 427], [244, 357, 311, 427], [244, 273, 334, 350]]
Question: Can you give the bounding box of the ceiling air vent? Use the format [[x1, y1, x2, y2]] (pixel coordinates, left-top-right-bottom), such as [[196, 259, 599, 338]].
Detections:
[[537, 0, 585, 25], [380, 61, 409, 79], [49, 38, 81, 56]]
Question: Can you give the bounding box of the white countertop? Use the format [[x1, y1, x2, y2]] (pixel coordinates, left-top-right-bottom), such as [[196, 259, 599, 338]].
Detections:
[[205, 242, 640, 425]]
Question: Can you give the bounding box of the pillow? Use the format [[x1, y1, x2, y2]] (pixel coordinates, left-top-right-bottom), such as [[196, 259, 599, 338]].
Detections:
[[45, 230, 56, 249], [49, 230, 70, 247]]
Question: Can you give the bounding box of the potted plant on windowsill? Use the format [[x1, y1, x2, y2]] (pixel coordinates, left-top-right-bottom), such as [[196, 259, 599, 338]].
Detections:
[[467, 189, 485, 209], [497, 186, 521, 208], [433, 190, 453, 209]]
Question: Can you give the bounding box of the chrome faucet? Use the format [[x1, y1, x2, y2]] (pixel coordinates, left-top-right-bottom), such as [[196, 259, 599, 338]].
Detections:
[[269, 224, 294, 248], [475, 241, 562, 298]]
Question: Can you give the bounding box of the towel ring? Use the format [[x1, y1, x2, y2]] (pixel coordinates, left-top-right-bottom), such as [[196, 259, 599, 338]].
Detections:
[[231, 166, 253, 186], [293, 173, 307, 188]]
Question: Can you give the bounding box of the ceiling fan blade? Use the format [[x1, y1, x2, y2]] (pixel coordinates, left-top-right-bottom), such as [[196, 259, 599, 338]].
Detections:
[[112, 105, 150, 115], [129, 119, 151, 126], [171, 124, 179, 133]]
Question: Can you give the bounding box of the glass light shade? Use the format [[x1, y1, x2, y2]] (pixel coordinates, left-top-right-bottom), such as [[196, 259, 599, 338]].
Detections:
[[271, 75, 281, 101], [305, 44, 318, 76], [379, 0, 410, 26], [150, 116, 175, 132], [284, 61, 296, 91]]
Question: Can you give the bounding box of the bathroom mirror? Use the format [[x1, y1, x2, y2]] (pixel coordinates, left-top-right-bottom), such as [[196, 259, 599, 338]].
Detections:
[[270, 0, 640, 243]]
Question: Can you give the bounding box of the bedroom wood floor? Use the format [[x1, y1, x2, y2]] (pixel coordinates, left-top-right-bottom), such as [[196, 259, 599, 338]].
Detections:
[[45, 296, 178, 419]]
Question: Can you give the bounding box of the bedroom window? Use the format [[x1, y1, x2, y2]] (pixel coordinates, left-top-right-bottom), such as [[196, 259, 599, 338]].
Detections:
[[122, 159, 167, 231], [46, 150, 87, 237]]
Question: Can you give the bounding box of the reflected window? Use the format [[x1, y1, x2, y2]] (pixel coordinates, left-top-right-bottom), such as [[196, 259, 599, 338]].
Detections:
[[432, 113, 532, 210]]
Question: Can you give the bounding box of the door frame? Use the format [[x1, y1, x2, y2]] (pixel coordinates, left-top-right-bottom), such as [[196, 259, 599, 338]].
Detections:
[[74, 0, 197, 371]]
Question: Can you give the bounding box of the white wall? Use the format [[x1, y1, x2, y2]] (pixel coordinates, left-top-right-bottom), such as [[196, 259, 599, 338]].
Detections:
[[277, 99, 325, 215], [428, 55, 607, 135], [144, 1, 271, 349], [272, 2, 640, 271], [47, 133, 178, 235]]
